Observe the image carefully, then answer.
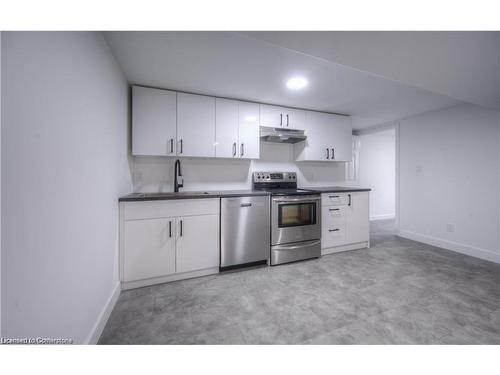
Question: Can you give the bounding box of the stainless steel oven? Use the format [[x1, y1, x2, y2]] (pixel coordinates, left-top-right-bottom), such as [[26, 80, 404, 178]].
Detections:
[[270, 194, 321, 265], [271, 195, 321, 245], [253, 171, 322, 265]]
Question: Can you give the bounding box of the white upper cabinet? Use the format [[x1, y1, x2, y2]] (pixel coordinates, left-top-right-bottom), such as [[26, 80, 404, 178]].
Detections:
[[177, 93, 216, 157], [215, 99, 260, 159], [215, 98, 239, 158], [295, 111, 352, 162], [329, 115, 353, 162], [260, 104, 306, 130], [238, 101, 260, 159], [132, 86, 177, 156]]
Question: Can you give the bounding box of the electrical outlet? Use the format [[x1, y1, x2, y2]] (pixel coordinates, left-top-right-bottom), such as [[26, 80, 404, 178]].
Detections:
[[446, 223, 455, 233]]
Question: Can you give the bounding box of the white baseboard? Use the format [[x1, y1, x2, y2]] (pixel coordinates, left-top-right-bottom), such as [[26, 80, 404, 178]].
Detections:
[[370, 214, 395, 221], [85, 282, 121, 345], [398, 229, 500, 264], [322, 241, 370, 255], [121, 267, 219, 290]]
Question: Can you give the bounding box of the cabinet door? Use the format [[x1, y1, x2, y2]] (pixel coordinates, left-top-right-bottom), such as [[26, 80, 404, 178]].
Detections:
[[260, 104, 286, 127], [238, 101, 260, 159], [346, 192, 370, 244], [330, 115, 352, 162], [177, 93, 216, 157], [215, 98, 239, 158], [285, 108, 306, 130], [176, 215, 219, 273], [296, 111, 329, 161], [123, 218, 176, 282], [132, 86, 177, 156]]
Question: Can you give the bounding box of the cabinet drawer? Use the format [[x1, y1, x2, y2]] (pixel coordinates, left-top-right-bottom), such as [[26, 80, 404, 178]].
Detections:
[[322, 224, 347, 248], [322, 193, 350, 207], [123, 199, 220, 221], [322, 206, 347, 225]]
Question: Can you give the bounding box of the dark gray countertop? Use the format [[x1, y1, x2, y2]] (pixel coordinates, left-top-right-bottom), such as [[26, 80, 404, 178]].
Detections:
[[304, 186, 371, 193], [119, 190, 271, 202], [119, 186, 370, 202]]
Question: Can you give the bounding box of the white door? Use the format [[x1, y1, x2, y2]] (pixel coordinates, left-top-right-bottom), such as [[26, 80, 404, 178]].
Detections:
[[177, 93, 216, 157], [302, 111, 330, 161], [176, 215, 219, 273], [285, 108, 306, 130], [260, 104, 286, 127], [123, 218, 176, 282], [132, 86, 177, 156], [215, 98, 239, 158], [238, 101, 260, 159], [330, 115, 353, 162], [346, 192, 370, 244]]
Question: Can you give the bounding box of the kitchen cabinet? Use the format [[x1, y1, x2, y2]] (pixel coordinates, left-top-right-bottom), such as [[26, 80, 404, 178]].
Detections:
[[123, 217, 176, 282], [177, 93, 216, 157], [321, 191, 369, 254], [295, 111, 352, 162], [215, 99, 260, 159], [120, 199, 220, 289], [132, 86, 177, 156], [260, 104, 306, 130], [176, 214, 219, 273]]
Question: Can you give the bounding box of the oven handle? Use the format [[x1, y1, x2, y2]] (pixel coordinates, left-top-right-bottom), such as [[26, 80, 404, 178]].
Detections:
[[272, 239, 321, 251], [272, 196, 320, 203]]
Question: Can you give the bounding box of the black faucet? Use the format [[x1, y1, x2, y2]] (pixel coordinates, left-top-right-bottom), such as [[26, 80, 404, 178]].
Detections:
[[174, 159, 183, 192]]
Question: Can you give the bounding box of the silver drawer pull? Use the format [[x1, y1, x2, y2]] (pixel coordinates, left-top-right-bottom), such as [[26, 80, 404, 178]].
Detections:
[[329, 195, 340, 198], [240, 203, 252, 207], [328, 229, 340, 232], [329, 208, 340, 211]]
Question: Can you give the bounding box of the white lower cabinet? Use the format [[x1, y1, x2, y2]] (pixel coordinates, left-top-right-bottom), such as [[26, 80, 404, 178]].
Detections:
[[176, 214, 219, 273], [120, 199, 220, 289], [321, 192, 370, 254], [123, 217, 176, 282]]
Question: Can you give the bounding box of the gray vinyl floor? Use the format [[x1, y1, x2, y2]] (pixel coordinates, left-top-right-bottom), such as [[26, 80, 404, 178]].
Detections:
[[99, 220, 500, 344]]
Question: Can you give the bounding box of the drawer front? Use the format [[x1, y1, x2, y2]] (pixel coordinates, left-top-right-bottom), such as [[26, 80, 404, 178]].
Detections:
[[123, 198, 220, 221], [322, 193, 350, 207], [322, 224, 347, 248], [323, 205, 347, 225]]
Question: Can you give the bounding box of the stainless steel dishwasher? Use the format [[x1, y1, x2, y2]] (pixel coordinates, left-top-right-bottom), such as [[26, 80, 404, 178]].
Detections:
[[220, 195, 270, 270]]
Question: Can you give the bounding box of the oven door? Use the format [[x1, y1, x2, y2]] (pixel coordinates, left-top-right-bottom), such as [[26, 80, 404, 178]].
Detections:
[[271, 195, 321, 245]]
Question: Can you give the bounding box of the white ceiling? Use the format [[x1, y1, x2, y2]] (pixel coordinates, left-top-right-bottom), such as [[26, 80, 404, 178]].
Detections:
[[242, 31, 500, 110], [104, 31, 462, 129]]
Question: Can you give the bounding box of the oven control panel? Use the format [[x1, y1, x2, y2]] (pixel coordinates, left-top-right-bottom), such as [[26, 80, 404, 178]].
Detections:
[[253, 172, 297, 183]]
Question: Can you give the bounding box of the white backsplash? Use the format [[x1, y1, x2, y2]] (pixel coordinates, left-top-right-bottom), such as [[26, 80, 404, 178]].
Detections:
[[132, 142, 348, 192]]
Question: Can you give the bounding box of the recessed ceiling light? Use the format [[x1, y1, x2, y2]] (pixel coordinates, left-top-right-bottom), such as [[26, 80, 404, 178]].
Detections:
[[286, 77, 308, 90]]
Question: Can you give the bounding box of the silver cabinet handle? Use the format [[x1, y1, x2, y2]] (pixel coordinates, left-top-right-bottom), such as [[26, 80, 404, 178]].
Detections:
[[280, 113, 283, 126], [169, 138, 174, 154], [326, 148, 329, 159], [179, 139, 183, 154], [348, 194, 351, 206], [240, 143, 244, 157], [329, 229, 340, 232], [179, 220, 183, 237], [331, 148, 335, 160], [169, 221, 172, 238], [329, 208, 340, 211], [329, 195, 339, 198], [286, 114, 289, 127], [272, 196, 321, 203], [233, 142, 237, 157]]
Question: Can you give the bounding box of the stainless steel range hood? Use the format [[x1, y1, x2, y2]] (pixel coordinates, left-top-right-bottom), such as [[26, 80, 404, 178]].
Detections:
[[260, 126, 307, 144]]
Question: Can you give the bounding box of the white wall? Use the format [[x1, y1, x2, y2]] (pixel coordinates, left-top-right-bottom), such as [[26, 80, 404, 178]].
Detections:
[[132, 142, 346, 192], [357, 128, 396, 220], [398, 103, 500, 263], [1, 32, 132, 343]]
